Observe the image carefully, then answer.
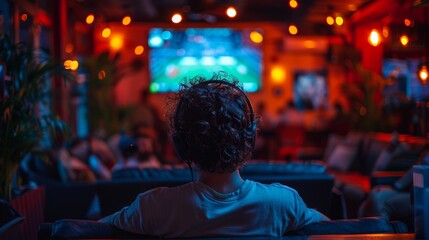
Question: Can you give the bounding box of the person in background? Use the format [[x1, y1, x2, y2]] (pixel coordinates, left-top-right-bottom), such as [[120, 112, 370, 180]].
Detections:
[[99, 72, 328, 238], [58, 137, 115, 182]]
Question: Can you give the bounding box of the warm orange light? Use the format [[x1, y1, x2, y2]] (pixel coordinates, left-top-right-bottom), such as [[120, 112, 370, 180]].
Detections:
[[21, 13, 28, 22], [289, 25, 298, 35], [102, 28, 111, 38], [64, 60, 72, 70], [134, 45, 144, 55], [70, 60, 79, 71], [249, 31, 263, 44], [400, 35, 409, 46], [226, 7, 237, 18], [304, 40, 316, 48], [326, 16, 334, 25], [65, 44, 74, 53], [171, 13, 182, 24], [122, 16, 131, 25], [404, 18, 411, 27], [419, 65, 428, 84], [86, 14, 95, 24], [289, 0, 298, 8], [98, 70, 106, 80], [382, 26, 389, 38], [368, 29, 381, 46], [110, 35, 123, 50], [335, 16, 344, 26], [271, 67, 286, 83]]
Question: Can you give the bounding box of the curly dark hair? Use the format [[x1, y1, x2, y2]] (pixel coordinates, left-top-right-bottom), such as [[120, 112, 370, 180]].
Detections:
[[166, 72, 258, 173]]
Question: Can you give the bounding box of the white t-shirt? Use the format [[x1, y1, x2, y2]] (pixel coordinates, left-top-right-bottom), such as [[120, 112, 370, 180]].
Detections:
[[99, 180, 327, 238]]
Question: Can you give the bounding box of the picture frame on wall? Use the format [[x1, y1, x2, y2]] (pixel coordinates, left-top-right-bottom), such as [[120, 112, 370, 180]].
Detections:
[[293, 70, 328, 110]]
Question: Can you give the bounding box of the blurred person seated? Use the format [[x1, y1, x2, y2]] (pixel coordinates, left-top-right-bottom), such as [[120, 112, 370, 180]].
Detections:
[[99, 72, 328, 238], [358, 148, 429, 231], [58, 137, 115, 182], [111, 131, 162, 171]]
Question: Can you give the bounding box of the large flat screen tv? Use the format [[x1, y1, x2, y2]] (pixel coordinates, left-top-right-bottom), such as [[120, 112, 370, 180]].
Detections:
[[148, 28, 263, 93]]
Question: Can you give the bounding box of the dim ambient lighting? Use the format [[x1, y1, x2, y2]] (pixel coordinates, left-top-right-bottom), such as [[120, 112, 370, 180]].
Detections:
[[226, 7, 237, 18], [326, 16, 334, 25], [335, 16, 344, 26], [122, 16, 131, 25], [400, 35, 409, 46], [134, 45, 144, 55], [289, 25, 298, 35], [289, 0, 298, 8], [86, 14, 95, 24], [368, 29, 381, 47], [102, 28, 111, 38], [110, 35, 123, 50], [249, 31, 263, 44], [171, 13, 182, 24], [382, 26, 389, 38], [271, 67, 286, 83]]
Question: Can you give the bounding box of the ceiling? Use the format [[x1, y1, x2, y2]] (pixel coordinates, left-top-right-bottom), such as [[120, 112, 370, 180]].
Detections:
[[71, 0, 372, 34]]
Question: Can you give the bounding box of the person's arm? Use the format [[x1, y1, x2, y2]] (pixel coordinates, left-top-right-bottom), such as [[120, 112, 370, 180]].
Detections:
[[286, 190, 329, 232], [98, 193, 149, 234]]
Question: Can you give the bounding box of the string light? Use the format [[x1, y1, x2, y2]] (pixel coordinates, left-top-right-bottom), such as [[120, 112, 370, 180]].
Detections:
[[171, 13, 182, 23], [288, 25, 298, 35], [102, 28, 111, 38], [134, 45, 144, 55], [404, 18, 412, 27], [226, 7, 237, 18], [326, 16, 334, 25], [86, 14, 95, 24], [368, 29, 381, 46], [335, 16, 344, 26], [418, 65, 428, 84], [289, 0, 298, 8], [249, 31, 263, 43], [400, 35, 409, 46], [122, 16, 131, 25]]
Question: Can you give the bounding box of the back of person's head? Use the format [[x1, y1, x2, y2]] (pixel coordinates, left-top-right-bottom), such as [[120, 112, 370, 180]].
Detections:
[[167, 72, 258, 173], [118, 134, 138, 159]]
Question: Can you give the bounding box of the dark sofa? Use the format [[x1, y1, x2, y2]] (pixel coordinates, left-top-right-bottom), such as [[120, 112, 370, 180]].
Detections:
[[37, 217, 408, 240], [21, 160, 336, 220]]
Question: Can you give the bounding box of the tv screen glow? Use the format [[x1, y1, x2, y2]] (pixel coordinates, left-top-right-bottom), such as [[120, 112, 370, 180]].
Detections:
[[148, 28, 263, 93]]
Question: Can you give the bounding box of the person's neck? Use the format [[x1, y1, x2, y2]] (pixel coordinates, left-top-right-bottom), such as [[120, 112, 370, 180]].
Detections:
[[198, 169, 245, 194]]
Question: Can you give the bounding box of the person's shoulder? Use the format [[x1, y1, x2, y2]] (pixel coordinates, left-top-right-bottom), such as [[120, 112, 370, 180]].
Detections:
[[250, 180, 298, 196]]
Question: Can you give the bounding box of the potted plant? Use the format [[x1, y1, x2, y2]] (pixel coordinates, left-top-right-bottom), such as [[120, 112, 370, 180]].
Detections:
[[0, 34, 71, 201]]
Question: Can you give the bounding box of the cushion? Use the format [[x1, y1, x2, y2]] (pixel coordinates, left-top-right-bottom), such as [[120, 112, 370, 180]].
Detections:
[[326, 143, 358, 172]]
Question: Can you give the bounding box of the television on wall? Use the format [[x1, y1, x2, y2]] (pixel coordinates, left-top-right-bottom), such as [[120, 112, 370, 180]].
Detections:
[[148, 28, 263, 93]]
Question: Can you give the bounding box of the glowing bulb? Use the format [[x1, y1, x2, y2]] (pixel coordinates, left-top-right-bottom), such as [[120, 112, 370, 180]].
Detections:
[[122, 16, 131, 25], [271, 67, 286, 83], [326, 16, 334, 25], [226, 7, 237, 18], [86, 14, 95, 24], [335, 16, 344, 26], [419, 65, 428, 84], [368, 29, 381, 46], [98, 70, 106, 80], [21, 13, 28, 22], [171, 13, 182, 24], [70, 60, 79, 71], [65, 44, 74, 53], [249, 31, 263, 44], [289, 25, 298, 35], [400, 35, 409, 46], [289, 0, 298, 8], [64, 60, 72, 70], [102, 28, 111, 38], [110, 35, 123, 50], [134, 45, 144, 55], [404, 18, 411, 27]]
